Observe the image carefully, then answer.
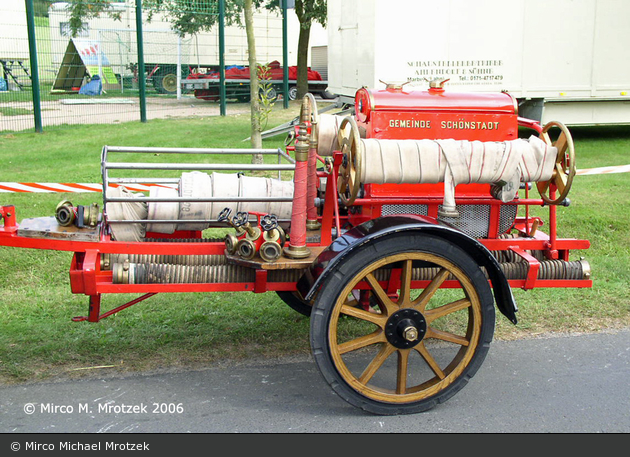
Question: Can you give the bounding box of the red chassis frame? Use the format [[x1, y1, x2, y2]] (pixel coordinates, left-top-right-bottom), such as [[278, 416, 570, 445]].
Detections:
[[0, 115, 591, 323]]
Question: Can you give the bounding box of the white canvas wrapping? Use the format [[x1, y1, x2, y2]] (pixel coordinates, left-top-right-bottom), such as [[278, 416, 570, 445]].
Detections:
[[317, 114, 342, 156], [360, 135, 557, 214]]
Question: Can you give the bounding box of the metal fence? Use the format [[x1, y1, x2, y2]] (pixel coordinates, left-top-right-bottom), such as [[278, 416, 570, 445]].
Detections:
[[0, 0, 290, 133]]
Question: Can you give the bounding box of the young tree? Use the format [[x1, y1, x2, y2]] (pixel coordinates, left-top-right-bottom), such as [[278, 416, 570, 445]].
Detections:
[[244, 0, 263, 159], [293, 0, 326, 100]]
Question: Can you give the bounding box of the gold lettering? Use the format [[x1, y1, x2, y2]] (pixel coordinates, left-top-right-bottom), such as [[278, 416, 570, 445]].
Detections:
[[439, 120, 500, 130], [388, 119, 432, 129]]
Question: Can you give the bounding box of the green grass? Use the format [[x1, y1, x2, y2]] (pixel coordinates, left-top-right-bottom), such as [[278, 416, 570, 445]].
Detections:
[[1, 115, 629, 384], [0, 106, 33, 116]]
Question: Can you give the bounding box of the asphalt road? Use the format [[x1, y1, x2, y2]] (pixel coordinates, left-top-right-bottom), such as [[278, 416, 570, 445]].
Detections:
[[1, 328, 629, 434]]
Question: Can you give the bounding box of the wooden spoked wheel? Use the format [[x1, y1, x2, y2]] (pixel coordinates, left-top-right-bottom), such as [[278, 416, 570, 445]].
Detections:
[[310, 235, 495, 415], [336, 116, 363, 206], [536, 121, 576, 205]]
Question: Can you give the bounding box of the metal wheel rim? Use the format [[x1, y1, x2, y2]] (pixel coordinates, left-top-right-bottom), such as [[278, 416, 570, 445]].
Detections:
[[161, 74, 178, 93]]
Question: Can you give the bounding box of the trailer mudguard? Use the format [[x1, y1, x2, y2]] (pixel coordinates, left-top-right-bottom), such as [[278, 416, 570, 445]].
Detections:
[[297, 215, 518, 324]]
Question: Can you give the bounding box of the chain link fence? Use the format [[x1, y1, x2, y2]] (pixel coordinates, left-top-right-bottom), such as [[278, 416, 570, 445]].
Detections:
[[0, 1, 291, 133]]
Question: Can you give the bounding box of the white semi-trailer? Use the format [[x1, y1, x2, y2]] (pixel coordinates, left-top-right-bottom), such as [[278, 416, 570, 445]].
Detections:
[[0, 2, 30, 90], [327, 0, 630, 125]]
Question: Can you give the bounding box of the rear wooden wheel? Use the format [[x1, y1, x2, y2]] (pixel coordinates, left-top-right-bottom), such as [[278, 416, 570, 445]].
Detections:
[[310, 234, 495, 415], [277, 291, 312, 317]]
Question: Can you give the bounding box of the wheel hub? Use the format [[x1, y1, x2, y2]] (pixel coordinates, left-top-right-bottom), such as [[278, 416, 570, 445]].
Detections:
[[385, 308, 427, 349]]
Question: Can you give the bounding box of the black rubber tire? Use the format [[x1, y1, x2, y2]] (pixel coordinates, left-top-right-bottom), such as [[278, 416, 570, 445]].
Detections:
[[288, 86, 298, 101], [153, 72, 178, 95], [277, 291, 312, 317], [310, 233, 495, 415]]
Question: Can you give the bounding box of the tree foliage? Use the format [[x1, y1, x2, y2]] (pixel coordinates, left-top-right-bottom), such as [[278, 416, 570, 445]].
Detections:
[[63, 0, 328, 152], [66, 0, 123, 36], [293, 0, 326, 99]]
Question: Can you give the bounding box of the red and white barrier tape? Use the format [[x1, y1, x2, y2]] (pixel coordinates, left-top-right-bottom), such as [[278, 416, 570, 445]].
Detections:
[[0, 164, 627, 193], [0, 183, 175, 193], [575, 164, 630, 176]]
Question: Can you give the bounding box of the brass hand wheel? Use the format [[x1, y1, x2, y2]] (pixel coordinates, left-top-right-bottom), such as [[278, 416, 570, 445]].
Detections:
[[336, 116, 363, 206], [536, 121, 576, 205]]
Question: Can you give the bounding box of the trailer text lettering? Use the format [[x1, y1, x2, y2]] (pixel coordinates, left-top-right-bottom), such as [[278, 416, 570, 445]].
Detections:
[[441, 120, 500, 130], [388, 119, 431, 129]]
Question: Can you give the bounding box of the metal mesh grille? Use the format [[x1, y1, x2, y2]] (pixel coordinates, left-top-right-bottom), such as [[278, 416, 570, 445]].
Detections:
[[381, 204, 429, 216], [380, 203, 517, 239]]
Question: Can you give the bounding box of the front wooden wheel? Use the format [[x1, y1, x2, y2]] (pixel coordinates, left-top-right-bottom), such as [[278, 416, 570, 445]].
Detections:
[[310, 235, 495, 415], [536, 121, 576, 205]]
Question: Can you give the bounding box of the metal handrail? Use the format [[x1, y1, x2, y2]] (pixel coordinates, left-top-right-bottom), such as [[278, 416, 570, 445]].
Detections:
[[100, 145, 296, 227]]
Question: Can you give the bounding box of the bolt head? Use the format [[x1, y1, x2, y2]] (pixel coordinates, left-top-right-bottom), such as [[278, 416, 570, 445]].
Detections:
[[402, 326, 418, 342]]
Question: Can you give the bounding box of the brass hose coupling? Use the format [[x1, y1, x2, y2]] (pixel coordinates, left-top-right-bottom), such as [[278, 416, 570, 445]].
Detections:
[[259, 214, 284, 262]]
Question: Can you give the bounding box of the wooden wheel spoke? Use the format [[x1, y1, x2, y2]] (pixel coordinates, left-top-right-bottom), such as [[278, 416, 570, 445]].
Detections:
[[424, 298, 471, 323], [358, 343, 396, 385], [426, 327, 470, 347], [340, 304, 385, 327], [398, 259, 413, 306], [365, 272, 398, 316], [554, 163, 567, 194], [337, 176, 347, 193], [347, 133, 356, 151], [554, 132, 568, 156], [347, 168, 356, 191], [414, 342, 446, 380], [338, 330, 385, 355], [412, 267, 450, 312], [396, 349, 410, 394]]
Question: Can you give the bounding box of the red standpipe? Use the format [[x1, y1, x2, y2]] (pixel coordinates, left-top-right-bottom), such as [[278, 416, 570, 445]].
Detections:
[[284, 124, 311, 259], [306, 140, 320, 230]]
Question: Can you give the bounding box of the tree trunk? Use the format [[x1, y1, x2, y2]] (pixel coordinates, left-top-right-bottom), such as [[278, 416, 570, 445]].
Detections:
[[244, 0, 263, 163], [296, 22, 312, 100]]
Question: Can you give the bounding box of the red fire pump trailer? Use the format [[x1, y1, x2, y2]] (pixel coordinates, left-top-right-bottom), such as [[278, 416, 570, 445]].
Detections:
[[0, 79, 591, 415]]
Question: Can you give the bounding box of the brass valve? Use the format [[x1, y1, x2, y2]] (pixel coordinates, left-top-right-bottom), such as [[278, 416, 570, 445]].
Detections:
[[379, 79, 410, 92], [427, 78, 450, 90], [260, 214, 286, 246], [217, 207, 245, 237], [233, 212, 262, 241]]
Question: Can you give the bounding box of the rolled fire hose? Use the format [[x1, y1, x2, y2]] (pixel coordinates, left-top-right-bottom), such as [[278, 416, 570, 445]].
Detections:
[[109, 173, 293, 241], [317, 114, 343, 156], [106, 186, 148, 242], [358, 135, 557, 216]]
